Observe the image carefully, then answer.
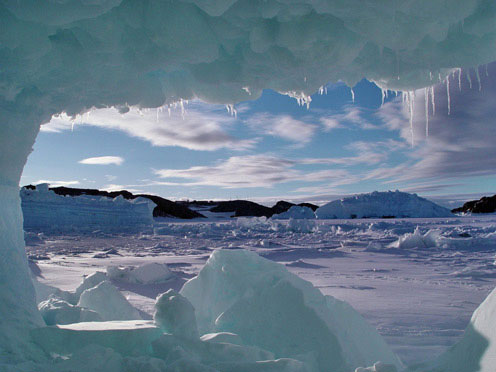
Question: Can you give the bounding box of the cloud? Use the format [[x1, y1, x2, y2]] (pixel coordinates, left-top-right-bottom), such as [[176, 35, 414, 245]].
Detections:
[[319, 106, 380, 131], [245, 113, 318, 144], [34, 180, 80, 187], [376, 62, 496, 184], [154, 154, 352, 189], [79, 156, 124, 166], [42, 103, 256, 151]]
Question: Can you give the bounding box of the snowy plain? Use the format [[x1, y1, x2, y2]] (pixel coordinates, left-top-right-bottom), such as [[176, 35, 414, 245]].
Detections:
[[26, 214, 496, 366]]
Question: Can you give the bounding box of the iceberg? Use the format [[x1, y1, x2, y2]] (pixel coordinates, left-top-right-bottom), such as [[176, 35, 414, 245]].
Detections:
[[316, 191, 452, 219]]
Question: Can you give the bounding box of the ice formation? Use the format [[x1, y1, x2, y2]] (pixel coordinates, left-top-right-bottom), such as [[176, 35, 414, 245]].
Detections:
[[78, 281, 142, 321], [180, 249, 402, 371], [316, 191, 452, 219], [21, 184, 154, 232], [272, 206, 316, 220], [1, 0, 496, 369]]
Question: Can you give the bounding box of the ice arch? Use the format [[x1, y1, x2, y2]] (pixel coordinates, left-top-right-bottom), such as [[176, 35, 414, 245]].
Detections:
[[1, 0, 496, 362]]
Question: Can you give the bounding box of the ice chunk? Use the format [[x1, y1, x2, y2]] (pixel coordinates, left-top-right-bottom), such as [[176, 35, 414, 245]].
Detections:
[[38, 296, 101, 325], [272, 206, 316, 220], [75, 271, 108, 300], [78, 281, 142, 321], [390, 228, 441, 250], [107, 262, 173, 284], [316, 191, 452, 219], [154, 289, 199, 339], [181, 249, 402, 371]]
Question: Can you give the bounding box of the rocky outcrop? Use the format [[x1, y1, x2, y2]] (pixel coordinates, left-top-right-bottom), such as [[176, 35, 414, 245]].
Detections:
[[452, 195, 496, 214]]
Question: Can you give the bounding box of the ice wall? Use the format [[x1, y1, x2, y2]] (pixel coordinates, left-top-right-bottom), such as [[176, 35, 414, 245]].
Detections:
[[0, 118, 44, 362], [21, 184, 154, 233]]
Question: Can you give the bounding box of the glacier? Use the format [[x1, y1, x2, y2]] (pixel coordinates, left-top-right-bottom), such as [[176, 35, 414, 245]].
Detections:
[[1, 0, 496, 370]]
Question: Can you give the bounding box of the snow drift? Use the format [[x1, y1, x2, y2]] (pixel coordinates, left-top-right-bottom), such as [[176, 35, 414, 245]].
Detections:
[[21, 184, 154, 232], [316, 191, 452, 219]]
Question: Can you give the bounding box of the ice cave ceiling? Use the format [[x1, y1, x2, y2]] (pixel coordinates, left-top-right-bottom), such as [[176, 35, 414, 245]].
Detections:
[[1, 0, 496, 125]]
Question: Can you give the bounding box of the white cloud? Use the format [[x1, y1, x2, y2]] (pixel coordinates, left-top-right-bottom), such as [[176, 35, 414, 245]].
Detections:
[[375, 63, 496, 185], [154, 154, 353, 189], [43, 103, 256, 151], [245, 113, 318, 144], [34, 180, 80, 187], [79, 156, 124, 166]]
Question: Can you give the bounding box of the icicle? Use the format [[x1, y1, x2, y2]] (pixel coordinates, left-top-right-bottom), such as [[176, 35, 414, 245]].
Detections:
[[350, 87, 355, 103], [485, 64, 489, 77], [446, 76, 451, 115], [466, 70, 472, 89], [457, 68, 462, 91], [429, 71, 433, 81], [430, 86, 435, 116], [438, 72, 442, 82], [424, 88, 429, 137], [156, 108, 159, 123], [167, 105, 171, 117], [381, 88, 385, 106], [406, 91, 415, 146], [225, 104, 237, 117], [475, 67, 482, 91]]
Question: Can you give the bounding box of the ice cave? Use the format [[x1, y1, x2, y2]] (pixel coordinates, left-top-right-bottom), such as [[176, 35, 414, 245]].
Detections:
[[1, 1, 496, 371]]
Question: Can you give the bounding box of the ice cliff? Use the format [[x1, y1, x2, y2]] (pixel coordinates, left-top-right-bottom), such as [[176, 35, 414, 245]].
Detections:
[[21, 184, 154, 232]]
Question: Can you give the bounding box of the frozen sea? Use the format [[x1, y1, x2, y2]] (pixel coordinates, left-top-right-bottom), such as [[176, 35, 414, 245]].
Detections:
[[26, 215, 496, 366]]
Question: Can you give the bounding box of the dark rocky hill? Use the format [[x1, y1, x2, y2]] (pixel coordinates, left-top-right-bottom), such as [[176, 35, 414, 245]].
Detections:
[[452, 195, 496, 214]]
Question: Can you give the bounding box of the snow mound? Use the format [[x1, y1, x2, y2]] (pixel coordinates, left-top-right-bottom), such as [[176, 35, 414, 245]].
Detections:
[[272, 206, 316, 220], [316, 191, 452, 219], [107, 262, 173, 284], [21, 184, 154, 233], [78, 281, 142, 321], [180, 249, 402, 371]]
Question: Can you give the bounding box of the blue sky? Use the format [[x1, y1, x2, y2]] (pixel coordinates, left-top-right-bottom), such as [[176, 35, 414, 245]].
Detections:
[[21, 64, 496, 208]]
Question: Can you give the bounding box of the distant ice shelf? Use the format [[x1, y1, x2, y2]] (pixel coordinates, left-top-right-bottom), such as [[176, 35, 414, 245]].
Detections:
[[21, 184, 154, 233]]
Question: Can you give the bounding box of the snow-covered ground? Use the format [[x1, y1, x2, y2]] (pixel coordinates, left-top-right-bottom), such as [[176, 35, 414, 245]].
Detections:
[[26, 214, 496, 366]]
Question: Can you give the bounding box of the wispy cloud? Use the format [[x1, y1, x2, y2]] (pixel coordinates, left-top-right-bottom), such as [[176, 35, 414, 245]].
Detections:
[[154, 154, 353, 189], [245, 113, 318, 145], [79, 156, 124, 166], [34, 180, 80, 187], [43, 103, 256, 151]]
